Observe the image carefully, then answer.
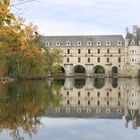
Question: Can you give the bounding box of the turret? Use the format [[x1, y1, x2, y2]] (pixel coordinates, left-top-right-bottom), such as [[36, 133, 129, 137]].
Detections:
[[125, 27, 132, 47]]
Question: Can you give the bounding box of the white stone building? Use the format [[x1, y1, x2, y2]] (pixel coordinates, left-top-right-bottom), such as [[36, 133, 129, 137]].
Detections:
[[42, 25, 140, 78]]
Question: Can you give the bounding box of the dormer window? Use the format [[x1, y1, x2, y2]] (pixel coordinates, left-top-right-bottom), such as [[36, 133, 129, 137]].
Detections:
[[97, 41, 101, 46], [77, 41, 82, 46], [87, 41, 92, 46], [117, 41, 122, 46], [106, 41, 111, 46], [45, 41, 50, 46], [66, 41, 71, 46], [56, 42, 61, 46], [131, 41, 135, 45]]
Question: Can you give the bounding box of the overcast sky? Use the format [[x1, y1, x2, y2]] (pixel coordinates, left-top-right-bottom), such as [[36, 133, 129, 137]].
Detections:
[[12, 0, 140, 36]]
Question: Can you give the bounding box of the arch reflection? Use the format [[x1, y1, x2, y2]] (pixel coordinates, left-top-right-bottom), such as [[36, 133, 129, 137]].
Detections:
[[74, 78, 86, 89], [94, 78, 105, 89], [112, 78, 118, 88]]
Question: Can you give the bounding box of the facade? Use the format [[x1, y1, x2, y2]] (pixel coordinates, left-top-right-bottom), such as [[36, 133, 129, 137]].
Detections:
[[42, 25, 140, 77]]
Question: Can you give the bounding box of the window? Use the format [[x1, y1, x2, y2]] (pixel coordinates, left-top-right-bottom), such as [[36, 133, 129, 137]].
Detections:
[[107, 101, 109, 106], [78, 57, 81, 63], [88, 58, 90, 63], [98, 49, 100, 54], [97, 57, 100, 63], [67, 91, 69, 96], [97, 41, 101, 46], [78, 100, 80, 105], [67, 58, 70, 63], [88, 100, 90, 106], [77, 41, 82, 46], [66, 41, 71, 46], [87, 41, 92, 46], [78, 91, 81, 97], [87, 92, 90, 97], [131, 41, 135, 45], [118, 48, 121, 54], [132, 59, 134, 62], [97, 92, 100, 97], [67, 100, 70, 105], [118, 92, 121, 97], [117, 41, 122, 46], [107, 49, 110, 54], [107, 92, 109, 97], [106, 41, 111, 46], [118, 57, 121, 63], [107, 58, 109, 63], [56, 42, 60, 46], [132, 50, 134, 53], [97, 101, 100, 106], [88, 49, 91, 54], [45, 41, 49, 46], [67, 49, 70, 54], [78, 49, 81, 54]]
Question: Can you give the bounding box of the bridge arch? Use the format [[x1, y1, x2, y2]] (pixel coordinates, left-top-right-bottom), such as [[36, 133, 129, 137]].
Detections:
[[112, 66, 118, 76], [73, 65, 86, 76], [94, 65, 105, 74], [59, 66, 65, 74]]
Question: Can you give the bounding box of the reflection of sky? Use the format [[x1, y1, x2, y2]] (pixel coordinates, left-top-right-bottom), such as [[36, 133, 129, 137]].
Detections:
[[2, 117, 140, 140]]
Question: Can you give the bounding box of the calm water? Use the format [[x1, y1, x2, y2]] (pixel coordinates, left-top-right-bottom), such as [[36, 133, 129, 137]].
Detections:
[[1, 78, 140, 140]]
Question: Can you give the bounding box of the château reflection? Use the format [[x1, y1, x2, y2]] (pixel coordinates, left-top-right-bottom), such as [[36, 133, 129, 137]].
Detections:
[[47, 78, 140, 130], [1, 78, 140, 140]]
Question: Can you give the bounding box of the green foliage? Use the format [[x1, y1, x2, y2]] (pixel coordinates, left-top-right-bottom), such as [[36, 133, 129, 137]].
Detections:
[[44, 46, 62, 75], [0, 0, 62, 79]]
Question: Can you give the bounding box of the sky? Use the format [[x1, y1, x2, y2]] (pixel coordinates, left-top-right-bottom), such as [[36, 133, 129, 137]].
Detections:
[[11, 0, 140, 36]]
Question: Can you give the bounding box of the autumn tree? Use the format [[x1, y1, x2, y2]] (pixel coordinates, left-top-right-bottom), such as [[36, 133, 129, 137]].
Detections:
[[0, 0, 62, 79]]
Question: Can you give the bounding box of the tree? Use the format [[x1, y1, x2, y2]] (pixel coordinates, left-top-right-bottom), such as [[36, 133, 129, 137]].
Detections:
[[0, 0, 62, 79]]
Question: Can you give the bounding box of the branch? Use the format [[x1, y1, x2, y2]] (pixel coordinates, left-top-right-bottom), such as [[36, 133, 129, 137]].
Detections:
[[10, 0, 36, 7]]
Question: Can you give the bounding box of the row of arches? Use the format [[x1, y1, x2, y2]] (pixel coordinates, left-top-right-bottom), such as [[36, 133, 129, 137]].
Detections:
[[59, 65, 118, 76], [54, 78, 118, 89]]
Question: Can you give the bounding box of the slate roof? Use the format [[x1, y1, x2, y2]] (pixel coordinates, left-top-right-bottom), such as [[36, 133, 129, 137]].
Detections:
[[45, 107, 124, 119], [41, 35, 124, 47]]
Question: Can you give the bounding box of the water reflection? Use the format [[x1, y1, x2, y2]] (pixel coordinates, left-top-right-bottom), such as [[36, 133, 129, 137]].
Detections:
[[1, 78, 140, 140], [0, 81, 62, 140], [94, 78, 105, 89], [74, 78, 86, 89], [48, 78, 140, 130]]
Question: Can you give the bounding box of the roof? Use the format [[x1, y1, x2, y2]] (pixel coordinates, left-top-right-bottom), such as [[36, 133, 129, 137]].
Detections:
[[41, 35, 124, 47], [45, 107, 124, 119]]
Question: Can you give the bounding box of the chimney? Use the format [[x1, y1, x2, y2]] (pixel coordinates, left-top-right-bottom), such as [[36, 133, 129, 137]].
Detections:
[[133, 25, 138, 38]]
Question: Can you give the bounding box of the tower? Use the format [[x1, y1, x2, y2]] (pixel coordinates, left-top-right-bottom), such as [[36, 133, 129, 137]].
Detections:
[[125, 26, 140, 77]]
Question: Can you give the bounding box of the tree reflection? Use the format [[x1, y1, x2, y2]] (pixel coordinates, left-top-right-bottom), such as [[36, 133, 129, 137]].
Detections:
[[0, 81, 62, 140]]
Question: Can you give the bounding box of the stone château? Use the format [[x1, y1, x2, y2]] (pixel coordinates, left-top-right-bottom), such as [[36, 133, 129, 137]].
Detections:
[[42, 25, 140, 77]]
